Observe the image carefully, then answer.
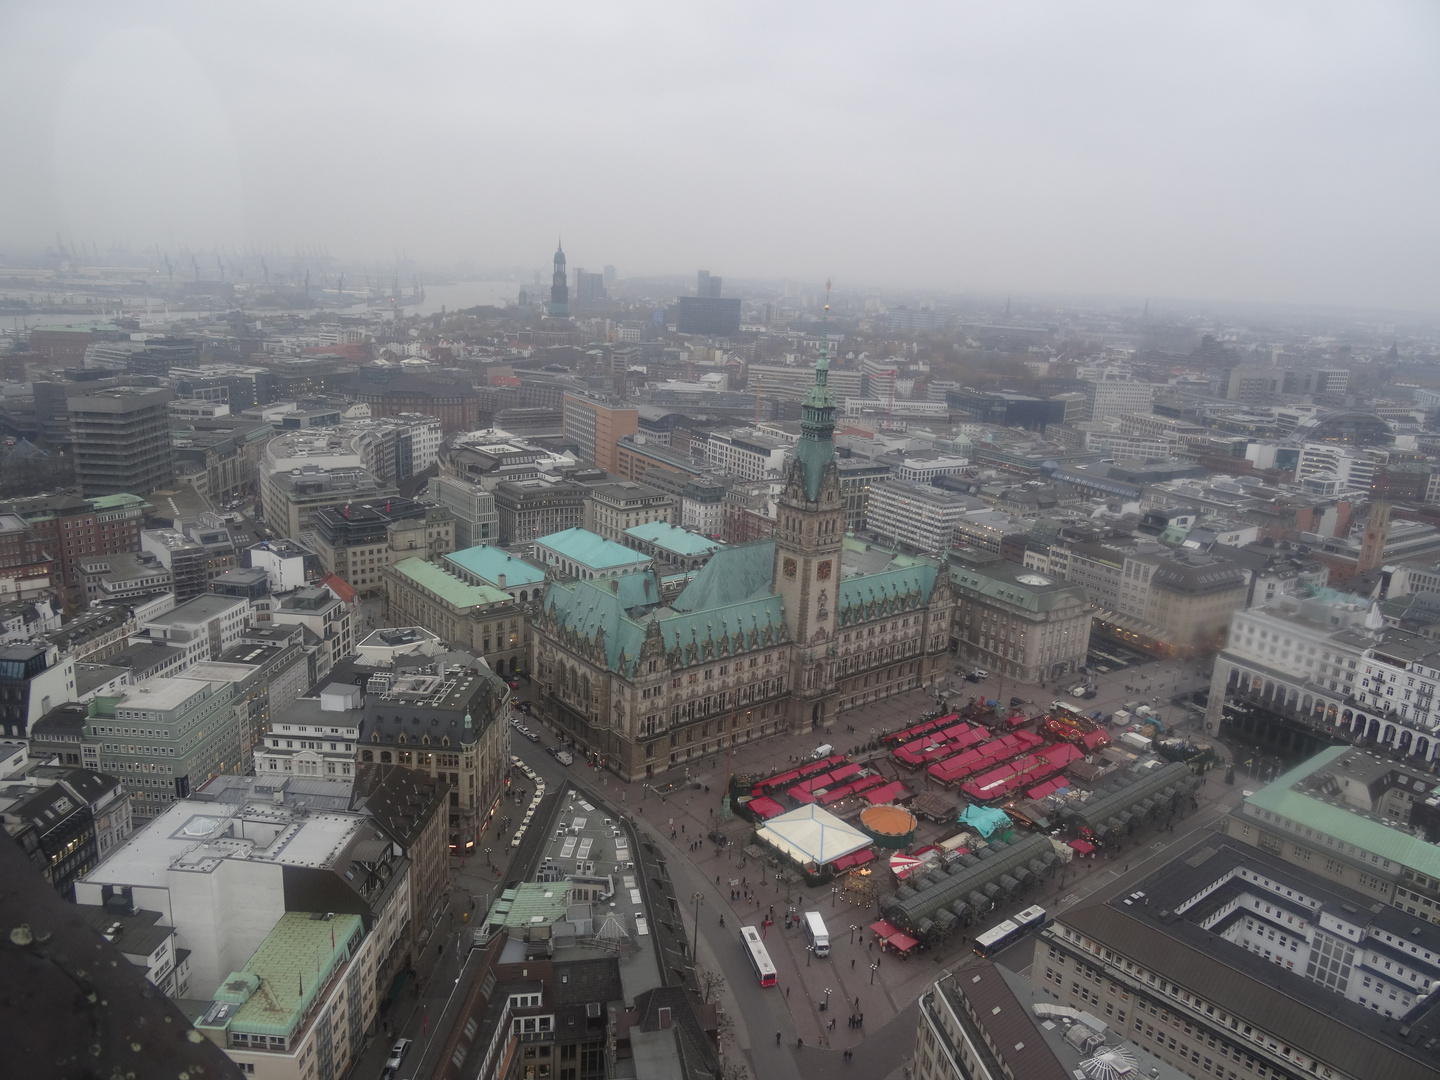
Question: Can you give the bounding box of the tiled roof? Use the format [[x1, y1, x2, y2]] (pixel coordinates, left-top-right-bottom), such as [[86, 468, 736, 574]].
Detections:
[[319, 573, 357, 603]]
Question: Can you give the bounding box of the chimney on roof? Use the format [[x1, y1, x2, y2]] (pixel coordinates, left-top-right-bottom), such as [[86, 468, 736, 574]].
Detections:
[[498, 574, 506, 589]]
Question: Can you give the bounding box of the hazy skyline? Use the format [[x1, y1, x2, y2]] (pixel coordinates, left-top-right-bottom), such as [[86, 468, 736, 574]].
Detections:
[[2, 2, 1438, 310]]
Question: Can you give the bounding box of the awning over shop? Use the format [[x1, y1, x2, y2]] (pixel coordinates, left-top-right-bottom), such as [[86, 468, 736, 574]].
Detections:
[[888, 931, 919, 952], [1069, 839, 1096, 855], [870, 918, 900, 938]]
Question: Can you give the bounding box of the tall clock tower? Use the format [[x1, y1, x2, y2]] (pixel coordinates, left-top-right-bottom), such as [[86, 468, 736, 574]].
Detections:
[[773, 292, 845, 731]]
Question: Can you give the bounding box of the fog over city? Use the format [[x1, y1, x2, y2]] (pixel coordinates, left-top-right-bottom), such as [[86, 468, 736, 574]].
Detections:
[[3, 1, 1438, 309]]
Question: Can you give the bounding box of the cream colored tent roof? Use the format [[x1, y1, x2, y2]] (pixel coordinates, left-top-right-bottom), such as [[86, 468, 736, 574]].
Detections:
[[756, 803, 871, 866]]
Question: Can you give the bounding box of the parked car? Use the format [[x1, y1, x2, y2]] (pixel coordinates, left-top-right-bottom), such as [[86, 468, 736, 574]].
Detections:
[[383, 1038, 412, 1077], [1009, 696, 1028, 708], [526, 728, 540, 742], [964, 672, 981, 683], [516, 700, 533, 714]]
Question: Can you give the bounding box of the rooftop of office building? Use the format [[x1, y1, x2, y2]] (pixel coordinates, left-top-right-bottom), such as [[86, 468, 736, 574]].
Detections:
[[1051, 834, 1440, 1080], [443, 544, 547, 586], [82, 796, 370, 882]]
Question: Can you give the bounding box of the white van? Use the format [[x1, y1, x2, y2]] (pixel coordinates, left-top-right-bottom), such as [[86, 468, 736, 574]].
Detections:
[[803, 911, 830, 957], [812, 744, 834, 760]]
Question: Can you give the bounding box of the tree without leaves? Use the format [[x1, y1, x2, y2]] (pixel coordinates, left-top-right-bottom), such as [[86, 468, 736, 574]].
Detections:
[[698, 968, 727, 1005]]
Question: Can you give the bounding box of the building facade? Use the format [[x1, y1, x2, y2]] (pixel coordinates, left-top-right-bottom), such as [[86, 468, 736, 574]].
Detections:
[[581, 480, 674, 541], [68, 387, 175, 496], [949, 558, 1092, 684], [561, 393, 638, 473]]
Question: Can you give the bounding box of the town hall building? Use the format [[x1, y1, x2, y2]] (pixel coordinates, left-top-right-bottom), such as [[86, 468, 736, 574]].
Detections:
[[531, 310, 956, 780]]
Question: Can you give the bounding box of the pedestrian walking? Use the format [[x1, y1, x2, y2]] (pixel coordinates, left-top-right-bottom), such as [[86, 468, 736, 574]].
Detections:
[[777, 1032, 782, 1046], [851, 958, 855, 969]]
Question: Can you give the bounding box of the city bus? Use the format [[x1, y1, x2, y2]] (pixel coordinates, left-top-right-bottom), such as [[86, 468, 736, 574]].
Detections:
[[740, 925, 778, 987], [973, 905, 1049, 958]]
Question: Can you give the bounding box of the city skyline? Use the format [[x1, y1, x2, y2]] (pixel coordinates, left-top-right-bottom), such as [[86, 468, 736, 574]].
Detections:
[[1, 3, 1438, 310]]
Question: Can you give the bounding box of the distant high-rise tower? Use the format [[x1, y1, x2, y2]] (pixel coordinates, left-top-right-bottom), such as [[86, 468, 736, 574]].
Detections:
[[697, 270, 722, 298], [549, 240, 569, 316]]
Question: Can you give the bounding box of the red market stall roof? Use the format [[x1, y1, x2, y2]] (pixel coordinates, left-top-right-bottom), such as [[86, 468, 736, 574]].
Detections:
[[818, 774, 888, 806], [828, 762, 862, 784], [870, 918, 900, 938], [829, 847, 876, 872], [887, 931, 920, 953], [1069, 839, 1096, 854], [1026, 776, 1071, 800], [864, 780, 908, 804], [749, 796, 786, 819], [884, 713, 959, 746], [754, 768, 802, 795]]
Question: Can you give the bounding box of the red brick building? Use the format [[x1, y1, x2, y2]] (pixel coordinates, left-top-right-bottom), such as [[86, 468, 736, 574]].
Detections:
[[3, 493, 146, 590]]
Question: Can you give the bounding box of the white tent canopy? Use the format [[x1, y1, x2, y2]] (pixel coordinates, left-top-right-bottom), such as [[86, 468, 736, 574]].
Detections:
[[756, 804, 871, 867]]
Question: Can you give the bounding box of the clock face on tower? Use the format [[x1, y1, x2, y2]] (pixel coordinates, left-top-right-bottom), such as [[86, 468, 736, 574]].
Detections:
[[817, 560, 833, 581], [783, 557, 797, 578]]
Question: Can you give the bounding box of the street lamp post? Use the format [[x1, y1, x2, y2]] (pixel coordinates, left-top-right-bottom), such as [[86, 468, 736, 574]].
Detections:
[[831, 886, 838, 908], [691, 891, 703, 963], [806, 945, 813, 967], [849, 923, 859, 945], [823, 988, 832, 1012], [870, 963, 878, 984]]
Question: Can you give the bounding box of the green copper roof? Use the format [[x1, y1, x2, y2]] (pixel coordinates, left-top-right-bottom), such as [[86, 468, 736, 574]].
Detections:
[[485, 883, 574, 932], [793, 339, 838, 501], [837, 563, 939, 626], [443, 544, 547, 587], [536, 527, 651, 570], [225, 912, 362, 1037], [672, 541, 776, 612], [543, 550, 788, 678], [624, 520, 724, 558], [87, 493, 147, 510], [1245, 746, 1440, 880], [391, 557, 512, 608]]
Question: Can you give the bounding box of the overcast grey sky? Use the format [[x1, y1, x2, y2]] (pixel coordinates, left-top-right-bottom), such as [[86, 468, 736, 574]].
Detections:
[[2, 2, 1437, 309]]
